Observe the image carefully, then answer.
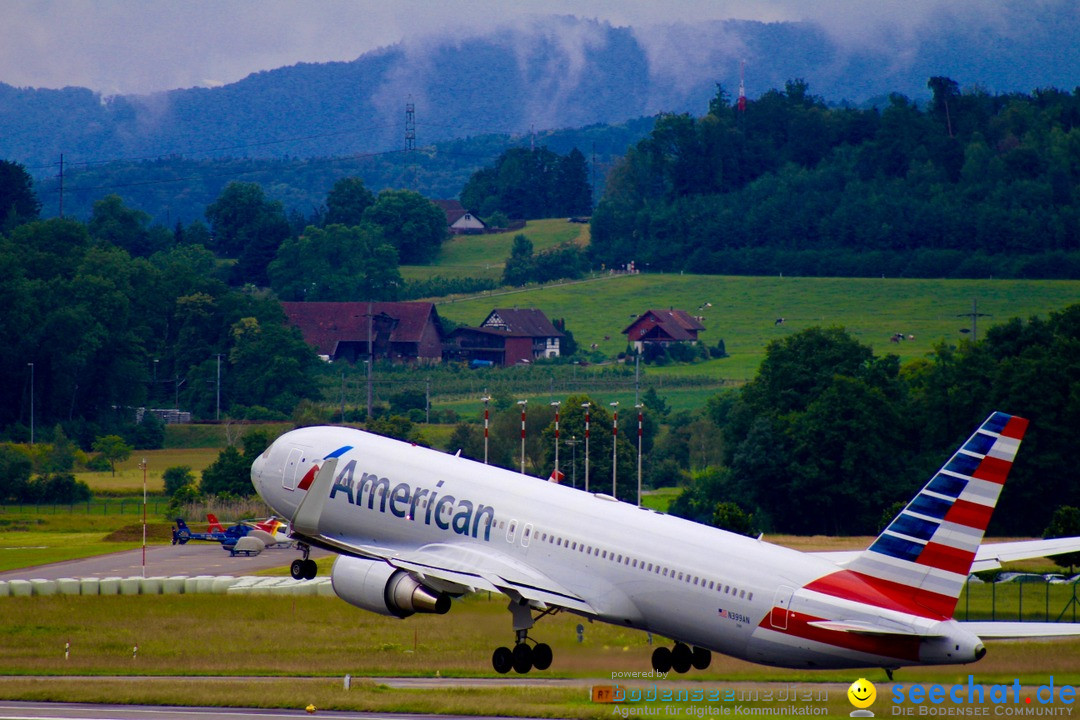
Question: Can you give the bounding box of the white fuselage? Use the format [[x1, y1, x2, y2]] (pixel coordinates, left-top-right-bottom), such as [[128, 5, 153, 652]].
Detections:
[[252, 426, 983, 670]]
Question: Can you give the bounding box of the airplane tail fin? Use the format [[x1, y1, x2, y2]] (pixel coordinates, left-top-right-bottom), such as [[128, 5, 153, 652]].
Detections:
[[813, 412, 1028, 619], [207, 513, 224, 533]]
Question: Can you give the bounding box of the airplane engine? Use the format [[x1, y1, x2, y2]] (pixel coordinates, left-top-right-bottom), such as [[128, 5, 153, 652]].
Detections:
[[330, 555, 450, 618]]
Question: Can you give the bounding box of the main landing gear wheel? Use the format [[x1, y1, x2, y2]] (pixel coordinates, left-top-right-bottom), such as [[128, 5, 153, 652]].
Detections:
[[492, 646, 513, 674], [652, 644, 711, 674], [512, 643, 533, 674], [290, 558, 317, 580], [671, 643, 692, 674], [490, 640, 552, 674], [531, 642, 553, 671], [651, 646, 672, 673], [491, 600, 558, 674]]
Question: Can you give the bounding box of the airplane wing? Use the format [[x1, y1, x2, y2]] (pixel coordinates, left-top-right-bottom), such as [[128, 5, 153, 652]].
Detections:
[[287, 456, 596, 615], [388, 543, 597, 614], [809, 537, 1080, 572], [962, 622, 1080, 639], [299, 534, 596, 615]]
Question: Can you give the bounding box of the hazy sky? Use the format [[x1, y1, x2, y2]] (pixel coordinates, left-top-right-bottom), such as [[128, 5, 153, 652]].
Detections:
[[0, 0, 995, 95]]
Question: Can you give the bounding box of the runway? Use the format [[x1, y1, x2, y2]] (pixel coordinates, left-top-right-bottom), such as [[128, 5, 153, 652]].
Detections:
[[0, 701, 525, 720], [0, 543, 329, 582]]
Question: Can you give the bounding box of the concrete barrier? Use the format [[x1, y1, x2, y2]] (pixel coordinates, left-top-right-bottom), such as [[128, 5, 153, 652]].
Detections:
[[56, 578, 81, 595], [98, 577, 121, 595], [30, 579, 58, 596], [211, 576, 237, 594], [291, 580, 319, 597], [140, 576, 163, 595], [0, 575, 337, 598], [228, 577, 286, 595], [184, 575, 209, 594], [8, 579, 32, 597], [162, 576, 186, 594]]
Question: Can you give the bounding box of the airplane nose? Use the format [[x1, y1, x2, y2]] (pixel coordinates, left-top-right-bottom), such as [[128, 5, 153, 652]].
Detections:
[[250, 453, 265, 494]]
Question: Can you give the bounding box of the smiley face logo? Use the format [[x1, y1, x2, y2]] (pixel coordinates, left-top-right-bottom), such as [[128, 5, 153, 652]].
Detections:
[[847, 678, 877, 709]]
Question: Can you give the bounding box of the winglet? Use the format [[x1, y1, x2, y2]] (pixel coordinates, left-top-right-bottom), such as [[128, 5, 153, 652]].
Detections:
[[291, 457, 339, 538]]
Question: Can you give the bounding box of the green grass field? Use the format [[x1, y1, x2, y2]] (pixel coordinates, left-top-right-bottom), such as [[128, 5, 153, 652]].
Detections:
[[0, 592, 1077, 717], [435, 275, 1080, 381], [400, 219, 589, 282], [1, 592, 1076, 683], [75, 447, 222, 495]]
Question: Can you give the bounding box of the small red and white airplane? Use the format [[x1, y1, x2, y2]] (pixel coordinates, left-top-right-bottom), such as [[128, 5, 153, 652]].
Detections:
[[250, 411, 1080, 675]]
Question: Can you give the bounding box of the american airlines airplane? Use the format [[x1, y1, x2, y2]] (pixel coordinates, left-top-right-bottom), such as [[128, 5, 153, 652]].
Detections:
[[250, 411, 1080, 675]]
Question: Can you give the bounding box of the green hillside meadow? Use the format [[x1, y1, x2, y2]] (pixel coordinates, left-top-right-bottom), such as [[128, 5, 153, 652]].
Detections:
[[433, 273, 1080, 381], [400, 219, 589, 282]]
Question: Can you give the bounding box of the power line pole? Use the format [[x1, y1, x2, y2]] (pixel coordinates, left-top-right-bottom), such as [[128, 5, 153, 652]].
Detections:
[[635, 404, 644, 507], [610, 402, 619, 497], [517, 400, 528, 474], [27, 362, 34, 445], [582, 402, 591, 492], [481, 393, 491, 464], [551, 401, 561, 483], [215, 354, 222, 421], [366, 301, 374, 419], [957, 299, 991, 343]]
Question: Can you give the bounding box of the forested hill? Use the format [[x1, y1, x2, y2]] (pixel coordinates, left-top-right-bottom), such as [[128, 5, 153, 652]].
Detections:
[[590, 82, 1080, 279], [3, 4, 1080, 167]]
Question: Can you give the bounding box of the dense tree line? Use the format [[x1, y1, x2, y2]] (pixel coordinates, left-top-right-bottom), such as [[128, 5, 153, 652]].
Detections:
[[501, 234, 589, 286], [671, 306, 1080, 537], [461, 147, 593, 220], [0, 169, 322, 443], [591, 80, 1080, 277], [27, 119, 655, 226]]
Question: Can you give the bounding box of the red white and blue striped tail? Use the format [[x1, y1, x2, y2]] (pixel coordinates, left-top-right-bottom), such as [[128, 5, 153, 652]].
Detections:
[[841, 411, 1028, 618]]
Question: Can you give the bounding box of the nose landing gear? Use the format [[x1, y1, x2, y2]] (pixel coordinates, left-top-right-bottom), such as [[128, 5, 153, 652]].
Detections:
[[290, 543, 317, 580]]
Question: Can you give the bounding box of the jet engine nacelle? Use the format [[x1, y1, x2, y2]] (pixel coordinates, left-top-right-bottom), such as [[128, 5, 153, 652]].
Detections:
[[330, 555, 450, 618]]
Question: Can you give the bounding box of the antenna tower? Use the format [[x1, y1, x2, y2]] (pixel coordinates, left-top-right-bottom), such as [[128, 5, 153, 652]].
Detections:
[[404, 100, 416, 189], [738, 60, 747, 113], [57, 153, 64, 217]]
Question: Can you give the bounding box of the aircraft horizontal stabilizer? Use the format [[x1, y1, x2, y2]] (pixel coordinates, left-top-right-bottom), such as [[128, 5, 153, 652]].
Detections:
[[962, 622, 1080, 639], [970, 537, 1080, 572]]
